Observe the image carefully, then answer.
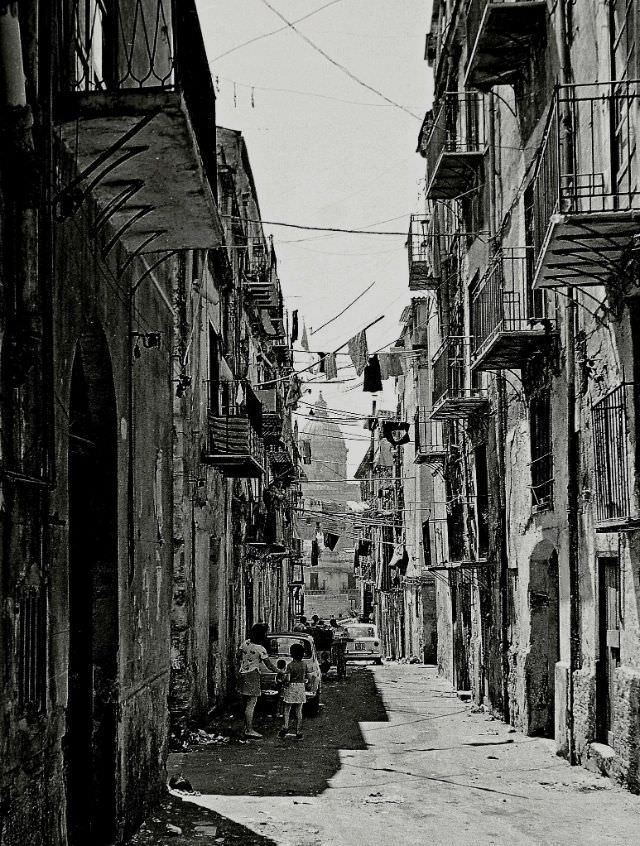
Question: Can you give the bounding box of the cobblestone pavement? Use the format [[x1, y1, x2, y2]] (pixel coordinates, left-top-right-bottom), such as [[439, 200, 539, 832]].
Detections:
[[130, 664, 640, 845]]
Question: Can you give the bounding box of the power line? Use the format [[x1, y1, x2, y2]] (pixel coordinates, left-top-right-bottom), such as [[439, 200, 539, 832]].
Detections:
[[220, 214, 406, 235], [212, 0, 345, 62], [311, 281, 376, 335], [256, 0, 422, 121]]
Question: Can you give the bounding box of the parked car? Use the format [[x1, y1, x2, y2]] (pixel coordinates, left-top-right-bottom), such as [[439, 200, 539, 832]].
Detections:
[[342, 623, 383, 665], [259, 633, 322, 715]]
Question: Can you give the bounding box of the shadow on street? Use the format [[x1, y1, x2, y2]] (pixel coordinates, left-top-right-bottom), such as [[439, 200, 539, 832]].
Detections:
[[168, 667, 388, 797]]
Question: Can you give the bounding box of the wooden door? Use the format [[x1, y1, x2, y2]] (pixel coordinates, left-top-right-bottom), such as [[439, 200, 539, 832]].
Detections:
[[598, 558, 621, 745]]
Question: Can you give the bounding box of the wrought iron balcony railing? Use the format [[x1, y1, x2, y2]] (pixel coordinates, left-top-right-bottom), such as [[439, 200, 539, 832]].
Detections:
[[204, 380, 264, 478], [592, 383, 639, 531], [255, 384, 285, 444], [55, 0, 222, 255], [431, 336, 489, 419], [532, 81, 640, 289], [424, 92, 486, 200], [471, 247, 556, 370], [414, 409, 446, 464], [408, 214, 439, 291], [464, 0, 548, 89]]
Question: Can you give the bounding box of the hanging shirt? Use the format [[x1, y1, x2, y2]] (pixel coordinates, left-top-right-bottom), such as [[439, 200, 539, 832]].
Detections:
[[363, 354, 383, 393], [325, 352, 338, 381], [238, 639, 268, 674], [348, 330, 369, 376]]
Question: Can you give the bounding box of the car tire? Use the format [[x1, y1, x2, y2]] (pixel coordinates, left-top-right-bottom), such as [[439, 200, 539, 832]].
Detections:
[[306, 689, 321, 716]]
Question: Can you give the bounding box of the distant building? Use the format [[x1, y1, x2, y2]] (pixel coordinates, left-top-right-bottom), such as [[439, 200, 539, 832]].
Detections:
[[298, 394, 361, 620]]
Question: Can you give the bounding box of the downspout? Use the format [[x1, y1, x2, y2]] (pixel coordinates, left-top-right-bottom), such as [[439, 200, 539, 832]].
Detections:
[[558, 0, 579, 766], [486, 89, 510, 718]]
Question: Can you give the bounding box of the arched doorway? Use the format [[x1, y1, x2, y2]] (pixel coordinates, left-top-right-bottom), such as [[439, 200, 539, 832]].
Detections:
[[66, 330, 119, 845], [527, 541, 559, 737]]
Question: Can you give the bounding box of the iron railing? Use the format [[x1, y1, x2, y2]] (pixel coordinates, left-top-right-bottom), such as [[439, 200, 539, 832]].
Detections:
[[432, 337, 480, 408], [471, 247, 547, 355], [206, 379, 263, 462], [532, 80, 640, 263], [592, 383, 633, 525], [424, 91, 486, 190], [408, 212, 429, 267], [415, 408, 445, 459]]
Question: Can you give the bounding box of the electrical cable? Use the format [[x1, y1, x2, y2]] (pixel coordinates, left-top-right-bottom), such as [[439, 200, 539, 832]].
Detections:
[[255, 0, 422, 121], [220, 213, 406, 235]]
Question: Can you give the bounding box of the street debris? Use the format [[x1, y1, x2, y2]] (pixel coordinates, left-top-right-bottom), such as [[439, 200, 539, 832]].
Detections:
[[165, 823, 182, 836], [364, 792, 406, 805]]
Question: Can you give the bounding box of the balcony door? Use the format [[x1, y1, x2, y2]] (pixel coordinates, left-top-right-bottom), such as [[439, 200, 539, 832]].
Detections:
[[610, 0, 638, 206]]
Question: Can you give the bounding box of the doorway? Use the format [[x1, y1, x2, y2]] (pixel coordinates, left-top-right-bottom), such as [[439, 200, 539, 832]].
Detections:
[[66, 333, 119, 845], [597, 556, 621, 746], [527, 543, 559, 737]]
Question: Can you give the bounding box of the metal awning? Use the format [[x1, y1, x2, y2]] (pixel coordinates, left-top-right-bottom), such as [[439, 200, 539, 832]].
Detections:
[[56, 91, 224, 254]]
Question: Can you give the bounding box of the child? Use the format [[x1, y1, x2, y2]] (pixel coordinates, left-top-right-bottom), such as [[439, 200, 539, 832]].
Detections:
[[279, 642, 309, 739]]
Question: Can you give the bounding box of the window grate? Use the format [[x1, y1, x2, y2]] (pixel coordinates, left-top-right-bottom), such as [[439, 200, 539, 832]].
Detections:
[[530, 390, 553, 509], [592, 383, 632, 525]]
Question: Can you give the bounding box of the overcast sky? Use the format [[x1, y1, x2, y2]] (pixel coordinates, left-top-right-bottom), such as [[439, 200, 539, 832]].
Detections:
[[197, 0, 432, 474]]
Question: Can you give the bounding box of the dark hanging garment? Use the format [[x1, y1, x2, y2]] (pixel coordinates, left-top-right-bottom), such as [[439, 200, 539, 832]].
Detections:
[[363, 354, 383, 393], [291, 309, 299, 343], [323, 531, 339, 551], [382, 420, 410, 447], [318, 353, 326, 374], [311, 539, 319, 566], [301, 439, 312, 465], [358, 539, 371, 556]]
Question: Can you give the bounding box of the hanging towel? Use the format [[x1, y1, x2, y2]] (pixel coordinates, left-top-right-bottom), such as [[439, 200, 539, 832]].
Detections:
[[318, 353, 326, 373], [325, 352, 338, 381], [291, 310, 299, 343], [348, 330, 369, 375], [378, 352, 404, 379], [363, 354, 383, 393], [285, 373, 302, 409]]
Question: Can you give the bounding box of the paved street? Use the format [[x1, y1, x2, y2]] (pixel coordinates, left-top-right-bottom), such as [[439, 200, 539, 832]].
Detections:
[[130, 664, 640, 845]]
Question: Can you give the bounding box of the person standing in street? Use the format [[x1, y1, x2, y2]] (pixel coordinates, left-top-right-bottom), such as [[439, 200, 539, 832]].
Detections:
[[278, 642, 309, 739], [237, 624, 280, 738]]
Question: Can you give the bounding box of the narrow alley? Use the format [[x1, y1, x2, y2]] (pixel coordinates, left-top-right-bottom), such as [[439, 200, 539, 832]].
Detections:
[[132, 665, 639, 846]]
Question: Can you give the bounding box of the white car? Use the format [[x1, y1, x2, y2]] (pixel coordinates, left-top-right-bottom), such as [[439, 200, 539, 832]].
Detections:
[[342, 623, 383, 665], [259, 633, 322, 715]]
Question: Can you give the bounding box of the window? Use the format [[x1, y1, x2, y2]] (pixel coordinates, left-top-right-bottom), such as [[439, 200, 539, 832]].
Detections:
[[474, 444, 489, 557], [16, 586, 47, 714], [592, 384, 631, 525], [347, 572, 356, 590], [71, 0, 107, 91], [530, 390, 553, 509], [309, 572, 319, 591]]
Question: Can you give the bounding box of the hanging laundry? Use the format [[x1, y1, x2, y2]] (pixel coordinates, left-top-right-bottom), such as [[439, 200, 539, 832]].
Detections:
[[311, 539, 319, 566], [348, 330, 368, 375], [382, 420, 411, 447], [363, 354, 383, 393], [318, 353, 326, 374], [323, 531, 340, 551], [285, 373, 302, 409], [301, 439, 312, 465], [358, 539, 371, 556], [325, 352, 338, 381], [301, 322, 310, 351], [291, 310, 299, 343], [235, 381, 246, 407], [378, 352, 404, 379]]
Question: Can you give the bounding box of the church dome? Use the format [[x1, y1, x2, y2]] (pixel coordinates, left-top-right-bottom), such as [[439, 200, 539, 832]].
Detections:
[[300, 393, 347, 481]]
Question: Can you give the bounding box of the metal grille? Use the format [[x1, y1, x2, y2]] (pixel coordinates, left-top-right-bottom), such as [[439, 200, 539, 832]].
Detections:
[[529, 390, 553, 509], [17, 587, 47, 714], [408, 214, 430, 267], [63, 0, 174, 91], [424, 91, 486, 186], [432, 336, 477, 407], [592, 384, 631, 525], [415, 408, 444, 458], [207, 379, 264, 461], [533, 80, 640, 262], [471, 247, 546, 354]]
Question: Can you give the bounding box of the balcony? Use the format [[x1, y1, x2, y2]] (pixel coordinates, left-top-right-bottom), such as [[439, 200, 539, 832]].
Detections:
[[408, 214, 438, 290], [204, 380, 264, 478], [431, 337, 489, 419], [255, 385, 284, 445], [424, 92, 486, 200], [244, 241, 277, 308], [465, 0, 547, 90], [532, 81, 640, 290], [592, 384, 640, 532], [471, 248, 557, 370], [414, 410, 446, 464], [54, 0, 223, 254]]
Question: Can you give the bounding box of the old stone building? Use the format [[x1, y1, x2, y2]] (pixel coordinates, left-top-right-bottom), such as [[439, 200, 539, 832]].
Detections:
[[0, 2, 298, 844], [388, 0, 640, 791], [298, 394, 361, 620]]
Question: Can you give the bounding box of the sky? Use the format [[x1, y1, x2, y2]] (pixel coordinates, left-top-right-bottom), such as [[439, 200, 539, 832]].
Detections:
[[197, 0, 433, 474]]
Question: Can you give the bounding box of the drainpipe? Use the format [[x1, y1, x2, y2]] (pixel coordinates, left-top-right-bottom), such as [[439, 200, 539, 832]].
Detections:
[[558, 0, 579, 766], [486, 89, 510, 718]]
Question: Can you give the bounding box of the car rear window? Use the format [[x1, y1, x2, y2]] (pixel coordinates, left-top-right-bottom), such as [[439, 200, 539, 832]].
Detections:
[[267, 637, 313, 658], [345, 626, 376, 638]]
